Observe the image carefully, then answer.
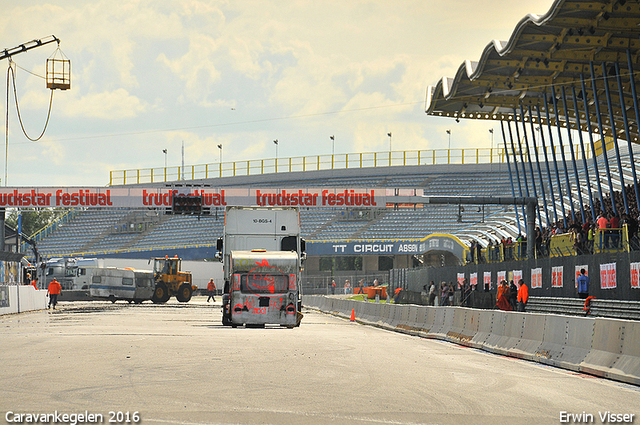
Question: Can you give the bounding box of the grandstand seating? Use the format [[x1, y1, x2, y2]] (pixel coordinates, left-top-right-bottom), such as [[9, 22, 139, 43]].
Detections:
[[30, 142, 640, 260]]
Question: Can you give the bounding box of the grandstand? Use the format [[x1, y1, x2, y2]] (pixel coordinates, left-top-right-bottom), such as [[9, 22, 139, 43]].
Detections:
[[32, 138, 640, 262], [30, 159, 523, 260]]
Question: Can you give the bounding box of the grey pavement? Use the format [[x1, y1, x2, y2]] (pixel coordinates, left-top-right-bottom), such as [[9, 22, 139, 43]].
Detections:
[[1, 296, 639, 425]]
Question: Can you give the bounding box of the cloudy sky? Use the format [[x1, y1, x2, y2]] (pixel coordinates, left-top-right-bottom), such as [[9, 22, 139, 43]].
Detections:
[[1, 0, 555, 187]]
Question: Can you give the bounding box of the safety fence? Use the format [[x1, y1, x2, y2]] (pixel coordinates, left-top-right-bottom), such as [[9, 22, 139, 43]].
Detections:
[[300, 273, 390, 296], [302, 295, 640, 386], [108, 142, 594, 186]]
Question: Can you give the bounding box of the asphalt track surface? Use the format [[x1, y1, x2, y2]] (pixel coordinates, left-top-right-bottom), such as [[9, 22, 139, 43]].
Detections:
[[1, 297, 639, 425]]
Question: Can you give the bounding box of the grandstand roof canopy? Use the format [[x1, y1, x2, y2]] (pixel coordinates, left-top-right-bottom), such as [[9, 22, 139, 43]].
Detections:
[[425, 0, 640, 141]]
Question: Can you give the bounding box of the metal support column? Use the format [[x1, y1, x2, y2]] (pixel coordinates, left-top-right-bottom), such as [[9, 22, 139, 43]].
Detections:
[[518, 105, 542, 227], [590, 61, 618, 216], [506, 120, 527, 229], [551, 86, 576, 222], [500, 121, 522, 234], [535, 106, 559, 224], [543, 93, 568, 227], [570, 86, 596, 221], [580, 74, 606, 213], [560, 86, 586, 223], [601, 62, 629, 215], [528, 106, 551, 228], [617, 59, 640, 214]]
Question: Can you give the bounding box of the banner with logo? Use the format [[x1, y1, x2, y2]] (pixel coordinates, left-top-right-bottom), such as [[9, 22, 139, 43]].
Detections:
[[484, 271, 492, 289], [0, 187, 389, 209], [552, 266, 563, 288], [600, 262, 617, 289], [631, 262, 640, 289], [512, 270, 522, 288], [470, 272, 478, 287], [531, 268, 542, 289]]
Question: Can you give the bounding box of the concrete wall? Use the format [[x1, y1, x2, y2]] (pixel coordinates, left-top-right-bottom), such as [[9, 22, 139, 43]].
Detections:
[[303, 295, 640, 386], [0, 285, 48, 315]]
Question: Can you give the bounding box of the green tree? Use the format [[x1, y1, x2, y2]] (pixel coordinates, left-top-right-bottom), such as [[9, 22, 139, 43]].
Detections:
[[5, 208, 69, 238]]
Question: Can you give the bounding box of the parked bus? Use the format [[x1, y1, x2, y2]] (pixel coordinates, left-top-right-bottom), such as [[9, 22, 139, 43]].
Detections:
[[89, 267, 155, 304]]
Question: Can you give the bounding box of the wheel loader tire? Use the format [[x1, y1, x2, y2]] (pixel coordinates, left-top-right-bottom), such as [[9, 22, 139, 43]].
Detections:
[[176, 283, 193, 303], [152, 282, 170, 304]]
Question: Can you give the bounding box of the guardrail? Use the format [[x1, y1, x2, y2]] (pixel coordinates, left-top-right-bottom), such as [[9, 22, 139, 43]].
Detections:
[[109, 141, 594, 186]]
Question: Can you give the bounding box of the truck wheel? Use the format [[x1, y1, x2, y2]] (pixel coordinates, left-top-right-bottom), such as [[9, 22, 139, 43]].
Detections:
[[109, 295, 116, 304], [152, 283, 169, 304], [176, 283, 193, 303], [222, 315, 232, 326]]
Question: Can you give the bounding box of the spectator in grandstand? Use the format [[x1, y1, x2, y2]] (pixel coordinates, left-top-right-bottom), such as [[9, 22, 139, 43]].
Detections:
[[610, 213, 621, 248], [577, 269, 590, 299], [517, 279, 529, 312], [440, 282, 449, 306], [428, 281, 436, 306], [587, 223, 596, 254], [207, 278, 216, 302], [597, 212, 610, 248], [47, 278, 62, 309]]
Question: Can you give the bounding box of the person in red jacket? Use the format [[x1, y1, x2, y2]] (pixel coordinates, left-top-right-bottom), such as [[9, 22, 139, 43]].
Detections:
[[47, 278, 62, 309], [517, 279, 529, 312], [206, 278, 216, 303]]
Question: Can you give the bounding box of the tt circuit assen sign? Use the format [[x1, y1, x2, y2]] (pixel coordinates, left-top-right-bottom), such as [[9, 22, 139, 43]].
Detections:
[[0, 187, 393, 208], [307, 234, 469, 258]]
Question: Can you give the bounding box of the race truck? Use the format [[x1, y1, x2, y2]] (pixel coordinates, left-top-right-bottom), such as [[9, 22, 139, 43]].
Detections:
[[216, 206, 305, 327]]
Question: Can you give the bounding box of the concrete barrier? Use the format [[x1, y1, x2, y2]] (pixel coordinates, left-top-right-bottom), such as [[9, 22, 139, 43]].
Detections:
[[469, 310, 495, 349], [610, 320, 640, 385], [0, 286, 48, 316], [306, 296, 640, 386], [492, 312, 526, 356], [509, 313, 546, 361], [445, 308, 474, 345], [580, 318, 625, 378]]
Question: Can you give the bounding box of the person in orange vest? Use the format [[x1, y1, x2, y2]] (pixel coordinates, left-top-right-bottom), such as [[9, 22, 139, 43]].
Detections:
[[30, 277, 38, 290], [47, 278, 62, 309], [394, 287, 403, 304], [517, 279, 529, 312], [206, 278, 217, 303]]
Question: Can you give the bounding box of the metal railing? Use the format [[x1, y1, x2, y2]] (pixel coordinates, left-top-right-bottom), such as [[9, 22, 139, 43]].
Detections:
[[109, 142, 594, 186]]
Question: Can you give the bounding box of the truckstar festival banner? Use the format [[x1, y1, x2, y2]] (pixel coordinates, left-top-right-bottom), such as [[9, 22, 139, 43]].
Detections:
[[0, 187, 392, 209]]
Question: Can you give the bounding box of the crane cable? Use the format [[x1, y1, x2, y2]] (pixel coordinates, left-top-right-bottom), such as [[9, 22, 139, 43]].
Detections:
[[6, 59, 54, 142]]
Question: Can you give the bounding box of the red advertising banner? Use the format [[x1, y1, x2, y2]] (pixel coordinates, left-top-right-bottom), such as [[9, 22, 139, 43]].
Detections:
[[552, 266, 563, 288], [600, 263, 617, 289], [470, 272, 478, 286], [631, 262, 640, 289], [0, 187, 389, 209], [531, 268, 542, 289], [484, 272, 492, 289]]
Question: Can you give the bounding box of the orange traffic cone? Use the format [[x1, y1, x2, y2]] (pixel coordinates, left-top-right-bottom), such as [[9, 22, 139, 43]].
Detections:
[[350, 308, 355, 322]]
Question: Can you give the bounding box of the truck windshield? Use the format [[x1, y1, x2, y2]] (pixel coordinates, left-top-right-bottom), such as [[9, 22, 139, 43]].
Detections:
[[240, 274, 288, 294]]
